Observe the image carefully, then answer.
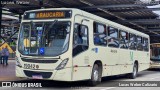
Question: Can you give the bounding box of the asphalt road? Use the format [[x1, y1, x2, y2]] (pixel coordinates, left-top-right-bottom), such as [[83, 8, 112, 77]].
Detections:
[[0, 60, 160, 90]]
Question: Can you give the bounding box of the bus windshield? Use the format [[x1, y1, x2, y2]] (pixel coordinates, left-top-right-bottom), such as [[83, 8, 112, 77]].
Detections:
[[18, 21, 71, 56], [151, 46, 160, 61]]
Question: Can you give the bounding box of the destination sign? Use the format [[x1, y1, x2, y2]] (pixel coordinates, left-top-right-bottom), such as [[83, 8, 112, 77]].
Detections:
[[23, 10, 72, 19]]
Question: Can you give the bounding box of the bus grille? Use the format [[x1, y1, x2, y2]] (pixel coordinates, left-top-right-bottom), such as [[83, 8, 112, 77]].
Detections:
[[21, 58, 58, 63], [23, 70, 52, 78]]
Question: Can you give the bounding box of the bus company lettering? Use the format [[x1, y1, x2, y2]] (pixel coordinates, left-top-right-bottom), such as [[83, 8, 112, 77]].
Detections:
[[36, 12, 65, 18]]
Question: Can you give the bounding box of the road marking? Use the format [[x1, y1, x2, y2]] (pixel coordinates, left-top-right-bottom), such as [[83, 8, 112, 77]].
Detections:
[[99, 87, 116, 90], [150, 76, 160, 80]]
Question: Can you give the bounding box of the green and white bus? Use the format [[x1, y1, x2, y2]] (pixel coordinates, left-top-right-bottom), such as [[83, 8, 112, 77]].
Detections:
[[16, 8, 150, 85]]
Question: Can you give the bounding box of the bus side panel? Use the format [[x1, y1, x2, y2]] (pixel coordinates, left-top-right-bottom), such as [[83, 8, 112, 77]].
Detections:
[[105, 47, 120, 75], [134, 51, 141, 71], [134, 51, 149, 72], [72, 45, 92, 81], [138, 51, 150, 71], [119, 49, 133, 74], [92, 46, 113, 77], [102, 48, 113, 77]]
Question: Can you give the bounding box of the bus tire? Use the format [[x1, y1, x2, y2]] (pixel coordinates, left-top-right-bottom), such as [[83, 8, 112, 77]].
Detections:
[[89, 64, 101, 86], [129, 63, 138, 79]]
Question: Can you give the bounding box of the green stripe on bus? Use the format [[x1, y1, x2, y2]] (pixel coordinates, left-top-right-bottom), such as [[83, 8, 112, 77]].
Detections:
[[130, 52, 133, 61]]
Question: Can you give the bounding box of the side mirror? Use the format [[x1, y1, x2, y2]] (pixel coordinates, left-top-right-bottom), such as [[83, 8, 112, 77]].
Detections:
[[81, 19, 89, 24]]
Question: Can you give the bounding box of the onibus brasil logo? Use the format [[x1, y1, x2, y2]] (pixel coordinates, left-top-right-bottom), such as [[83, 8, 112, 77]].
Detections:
[[1, 82, 42, 87]]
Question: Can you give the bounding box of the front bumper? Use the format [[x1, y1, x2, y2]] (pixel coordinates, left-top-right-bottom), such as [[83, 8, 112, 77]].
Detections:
[[16, 66, 72, 81]]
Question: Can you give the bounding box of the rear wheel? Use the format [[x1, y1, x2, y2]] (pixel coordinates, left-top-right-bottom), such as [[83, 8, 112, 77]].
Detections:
[[129, 63, 138, 79], [89, 64, 102, 86]]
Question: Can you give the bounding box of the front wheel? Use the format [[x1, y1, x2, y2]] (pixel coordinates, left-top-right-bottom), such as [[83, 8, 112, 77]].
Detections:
[[89, 64, 102, 86], [128, 63, 138, 79]]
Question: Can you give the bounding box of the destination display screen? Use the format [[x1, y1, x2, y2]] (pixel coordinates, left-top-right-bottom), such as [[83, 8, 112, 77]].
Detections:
[[23, 10, 72, 19]]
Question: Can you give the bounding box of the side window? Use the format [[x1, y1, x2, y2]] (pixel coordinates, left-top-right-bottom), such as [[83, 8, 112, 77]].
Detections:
[[108, 27, 119, 48], [73, 24, 82, 45], [73, 24, 89, 56], [129, 33, 136, 50], [81, 26, 89, 45], [143, 38, 149, 51], [119, 30, 128, 49], [93, 22, 107, 46], [137, 36, 143, 51]]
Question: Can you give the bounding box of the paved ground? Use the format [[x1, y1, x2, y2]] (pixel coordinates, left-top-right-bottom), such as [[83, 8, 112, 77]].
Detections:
[[0, 60, 23, 81], [0, 60, 160, 90]]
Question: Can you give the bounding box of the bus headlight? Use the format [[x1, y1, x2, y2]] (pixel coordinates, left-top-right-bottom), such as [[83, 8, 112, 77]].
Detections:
[[15, 57, 22, 68], [56, 58, 69, 70]]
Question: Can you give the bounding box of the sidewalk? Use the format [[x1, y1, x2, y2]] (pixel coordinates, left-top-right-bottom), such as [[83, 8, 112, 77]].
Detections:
[[0, 60, 25, 81]]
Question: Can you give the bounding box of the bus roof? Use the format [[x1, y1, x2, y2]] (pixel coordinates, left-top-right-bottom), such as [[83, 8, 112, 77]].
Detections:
[[24, 8, 149, 38]]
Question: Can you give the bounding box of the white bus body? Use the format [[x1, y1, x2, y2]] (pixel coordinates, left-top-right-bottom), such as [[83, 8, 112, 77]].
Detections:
[[16, 8, 150, 85]]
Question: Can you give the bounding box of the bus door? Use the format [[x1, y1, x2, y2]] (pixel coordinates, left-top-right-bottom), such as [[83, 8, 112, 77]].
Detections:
[[72, 15, 91, 80]]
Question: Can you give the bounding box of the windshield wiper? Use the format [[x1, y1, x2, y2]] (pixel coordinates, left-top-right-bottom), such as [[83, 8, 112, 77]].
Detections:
[[43, 20, 58, 36], [30, 20, 35, 30]]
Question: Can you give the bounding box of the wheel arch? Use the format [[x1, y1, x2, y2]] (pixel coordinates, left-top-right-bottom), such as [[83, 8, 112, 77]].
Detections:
[[134, 60, 139, 72], [93, 60, 103, 76]]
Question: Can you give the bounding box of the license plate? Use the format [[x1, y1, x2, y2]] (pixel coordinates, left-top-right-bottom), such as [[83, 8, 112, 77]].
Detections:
[[32, 75, 43, 79]]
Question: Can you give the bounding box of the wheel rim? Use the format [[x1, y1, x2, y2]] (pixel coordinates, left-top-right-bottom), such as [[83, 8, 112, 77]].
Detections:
[[93, 69, 99, 81], [133, 65, 137, 77]]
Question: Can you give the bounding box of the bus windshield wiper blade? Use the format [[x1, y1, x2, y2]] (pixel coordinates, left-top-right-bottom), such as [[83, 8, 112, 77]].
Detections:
[[44, 20, 58, 36], [30, 20, 35, 30]]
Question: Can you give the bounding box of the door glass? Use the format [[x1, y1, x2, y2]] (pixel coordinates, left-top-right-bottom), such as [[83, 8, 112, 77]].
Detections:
[[73, 24, 89, 56]]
